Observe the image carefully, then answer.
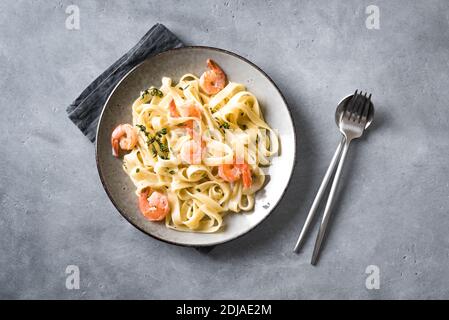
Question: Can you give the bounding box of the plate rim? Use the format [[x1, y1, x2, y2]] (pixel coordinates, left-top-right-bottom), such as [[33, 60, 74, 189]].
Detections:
[[95, 45, 298, 247]]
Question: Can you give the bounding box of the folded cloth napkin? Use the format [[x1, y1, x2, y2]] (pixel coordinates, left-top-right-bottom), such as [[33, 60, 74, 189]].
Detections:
[[66, 23, 215, 253], [67, 23, 183, 142]]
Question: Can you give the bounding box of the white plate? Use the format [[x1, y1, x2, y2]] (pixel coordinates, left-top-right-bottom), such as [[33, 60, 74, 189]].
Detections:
[[96, 46, 296, 247]]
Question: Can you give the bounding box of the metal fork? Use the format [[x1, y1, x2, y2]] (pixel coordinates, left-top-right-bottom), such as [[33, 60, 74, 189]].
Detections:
[[308, 91, 372, 265]]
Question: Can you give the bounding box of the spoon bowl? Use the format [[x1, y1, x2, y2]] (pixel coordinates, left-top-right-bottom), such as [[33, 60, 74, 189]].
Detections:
[[335, 94, 375, 129]]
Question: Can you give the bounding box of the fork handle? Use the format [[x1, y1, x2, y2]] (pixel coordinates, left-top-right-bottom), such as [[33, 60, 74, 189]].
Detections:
[[311, 138, 351, 265], [293, 136, 346, 253]]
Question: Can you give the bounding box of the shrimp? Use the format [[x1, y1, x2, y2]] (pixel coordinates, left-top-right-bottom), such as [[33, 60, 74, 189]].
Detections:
[[238, 163, 252, 189], [138, 188, 170, 221], [180, 103, 201, 119], [218, 161, 252, 189], [169, 99, 201, 137], [181, 103, 201, 137], [199, 59, 227, 95], [169, 99, 180, 117], [111, 124, 137, 157], [218, 164, 241, 183], [180, 139, 205, 164]]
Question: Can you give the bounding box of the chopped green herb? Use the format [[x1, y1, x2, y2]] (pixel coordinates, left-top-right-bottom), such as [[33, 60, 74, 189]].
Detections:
[[146, 136, 155, 145], [161, 144, 169, 152], [136, 168, 140, 173], [150, 88, 164, 98], [136, 124, 147, 132], [169, 170, 175, 175], [196, 188, 201, 192], [155, 128, 168, 138], [154, 140, 169, 153], [141, 87, 164, 99], [215, 118, 230, 130], [137, 124, 169, 159], [140, 89, 149, 99], [221, 122, 230, 129]]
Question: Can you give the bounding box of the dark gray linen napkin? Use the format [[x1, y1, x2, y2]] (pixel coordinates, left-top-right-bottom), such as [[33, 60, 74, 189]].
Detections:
[[67, 23, 183, 142], [67, 24, 215, 253]]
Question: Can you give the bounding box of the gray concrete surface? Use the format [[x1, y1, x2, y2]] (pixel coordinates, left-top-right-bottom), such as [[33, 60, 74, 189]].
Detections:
[[1, 0, 449, 299]]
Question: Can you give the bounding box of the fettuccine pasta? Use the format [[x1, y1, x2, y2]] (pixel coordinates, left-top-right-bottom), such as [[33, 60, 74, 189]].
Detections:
[[111, 59, 278, 233]]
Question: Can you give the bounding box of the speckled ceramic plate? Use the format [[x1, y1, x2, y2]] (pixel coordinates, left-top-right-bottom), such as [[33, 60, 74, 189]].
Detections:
[[96, 46, 296, 247]]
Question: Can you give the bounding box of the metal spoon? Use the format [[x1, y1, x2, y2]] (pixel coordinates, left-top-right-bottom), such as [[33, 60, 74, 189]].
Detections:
[[294, 91, 374, 254]]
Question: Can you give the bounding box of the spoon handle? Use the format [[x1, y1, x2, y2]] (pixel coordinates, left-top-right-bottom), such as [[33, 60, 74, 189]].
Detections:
[[311, 138, 351, 265], [293, 135, 346, 253]]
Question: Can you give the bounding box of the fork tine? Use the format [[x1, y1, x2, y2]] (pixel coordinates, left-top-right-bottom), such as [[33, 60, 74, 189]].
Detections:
[[354, 92, 367, 121], [348, 91, 362, 121], [341, 92, 353, 119], [345, 90, 359, 120], [359, 93, 372, 124]]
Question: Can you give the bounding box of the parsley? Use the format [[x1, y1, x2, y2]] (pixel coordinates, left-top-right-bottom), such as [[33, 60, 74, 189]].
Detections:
[[136, 168, 140, 173], [140, 87, 164, 99], [146, 136, 155, 145], [161, 144, 169, 153], [140, 90, 149, 99], [150, 88, 164, 98], [196, 188, 201, 192], [137, 124, 169, 159], [169, 170, 175, 174], [155, 128, 168, 138], [156, 140, 169, 153], [215, 118, 230, 130]]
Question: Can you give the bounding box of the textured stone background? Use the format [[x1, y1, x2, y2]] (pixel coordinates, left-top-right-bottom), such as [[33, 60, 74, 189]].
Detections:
[[1, 0, 448, 299]]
